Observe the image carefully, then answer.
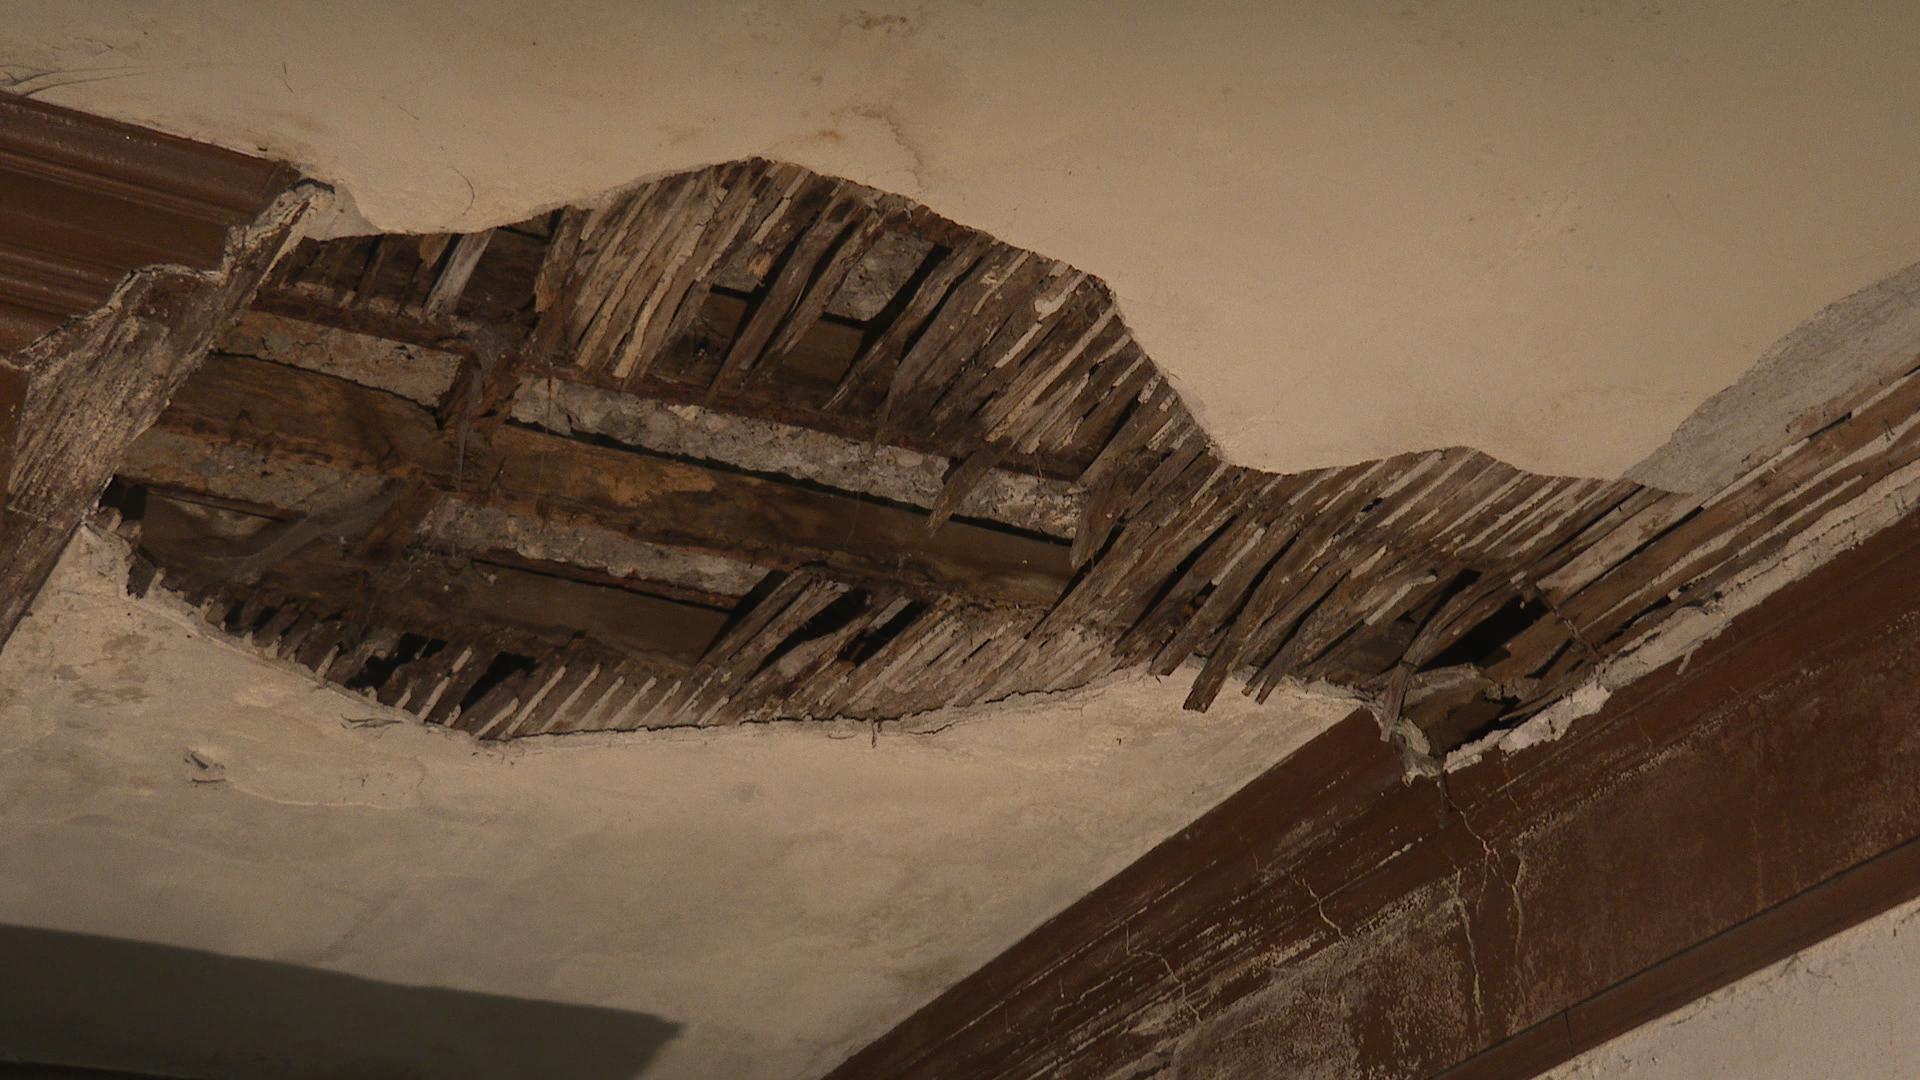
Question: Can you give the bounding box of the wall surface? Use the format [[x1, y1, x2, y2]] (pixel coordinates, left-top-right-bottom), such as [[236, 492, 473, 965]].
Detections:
[[1545, 895, 1920, 1079], [0, 530, 1351, 1079], [7, 1, 1920, 477]]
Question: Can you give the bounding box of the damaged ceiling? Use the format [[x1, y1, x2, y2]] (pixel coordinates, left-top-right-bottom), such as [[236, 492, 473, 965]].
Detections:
[[7, 8, 1920, 1079], [95, 158, 1920, 763], [0, 528, 1355, 1080]]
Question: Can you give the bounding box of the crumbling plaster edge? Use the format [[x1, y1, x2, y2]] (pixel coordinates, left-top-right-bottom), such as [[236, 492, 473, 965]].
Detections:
[[1445, 453, 1920, 771], [54, 522, 1362, 760]]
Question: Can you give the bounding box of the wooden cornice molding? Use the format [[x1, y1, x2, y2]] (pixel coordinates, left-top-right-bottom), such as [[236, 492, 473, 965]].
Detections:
[[0, 95, 304, 648], [0, 93, 297, 351], [828, 506, 1920, 1078]]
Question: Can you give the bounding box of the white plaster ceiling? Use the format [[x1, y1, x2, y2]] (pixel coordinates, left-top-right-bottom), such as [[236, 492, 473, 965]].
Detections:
[[0, 531, 1352, 1079], [9, 1, 1920, 478]]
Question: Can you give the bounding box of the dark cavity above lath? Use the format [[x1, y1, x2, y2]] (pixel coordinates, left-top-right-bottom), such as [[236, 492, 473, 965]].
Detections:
[[95, 157, 1920, 747]]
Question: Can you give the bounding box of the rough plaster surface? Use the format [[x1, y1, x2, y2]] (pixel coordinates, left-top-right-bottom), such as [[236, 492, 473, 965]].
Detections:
[[0, 529, 1352, 1079], [1631, 258, 1920, 494], [1543, 895, 1920, 1079], [1450, 430, 1920, 772], [9, 2, 1920, 477]]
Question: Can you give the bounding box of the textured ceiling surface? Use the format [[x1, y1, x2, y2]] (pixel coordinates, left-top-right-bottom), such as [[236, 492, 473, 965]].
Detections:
[[8, 1, 1920, 477]]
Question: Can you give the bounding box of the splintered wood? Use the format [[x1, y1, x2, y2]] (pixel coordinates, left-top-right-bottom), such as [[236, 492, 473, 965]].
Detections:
[[111, 158, 1920, 748]]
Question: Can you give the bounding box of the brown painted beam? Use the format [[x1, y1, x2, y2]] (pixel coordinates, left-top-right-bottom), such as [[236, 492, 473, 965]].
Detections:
[[0, 95, 297, 350], [1440, 829, 1920, 1079], [140, 352, 1074, 609], [827, 505, 1920, 1079]]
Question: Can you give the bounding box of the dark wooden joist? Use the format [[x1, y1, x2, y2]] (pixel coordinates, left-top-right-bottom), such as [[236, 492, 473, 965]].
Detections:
[[827, 500, 1920, 1080], [0, 97, 304, 649], [137, 494, 728, 667], [140, 352, 1075, 610]]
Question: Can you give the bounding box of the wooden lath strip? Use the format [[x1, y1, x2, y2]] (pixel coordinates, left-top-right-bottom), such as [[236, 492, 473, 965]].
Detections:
[[421, 230, 495, 319], [922, 263, 1090, 436], [621, 162, 779, 379], [826, 235, 992, 412]]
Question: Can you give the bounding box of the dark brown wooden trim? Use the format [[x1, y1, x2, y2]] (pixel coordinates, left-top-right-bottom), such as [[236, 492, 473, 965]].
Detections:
[[0, 94, 294, 217], [0, 96, 303, 649], [1440, 828, 1920, 1079], [828, 505, 1920, 1079], [0, 94, 298, 351]]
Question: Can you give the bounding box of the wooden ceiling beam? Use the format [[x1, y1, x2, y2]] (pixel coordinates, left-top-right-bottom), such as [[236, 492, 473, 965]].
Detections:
[[253, 281, 1091, 482], [137, 494, 728, 668], [826, 505, 1920, 1080], [144, 353, 1076, 610]]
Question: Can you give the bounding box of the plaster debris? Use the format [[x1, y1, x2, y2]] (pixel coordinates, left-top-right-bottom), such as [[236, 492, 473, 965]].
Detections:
[[1447, 452, 1920, 772], [1445, 681, 1612, 771], [182, 749, 226, 784]]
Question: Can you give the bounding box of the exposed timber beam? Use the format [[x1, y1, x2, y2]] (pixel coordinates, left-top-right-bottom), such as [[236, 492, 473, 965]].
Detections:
[[139, 353, 1075, 610], [215, 309, 1083, 538], [137, 494, 730, 668]]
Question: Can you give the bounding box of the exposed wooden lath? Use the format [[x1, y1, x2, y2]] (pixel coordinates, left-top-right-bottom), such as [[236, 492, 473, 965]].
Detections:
[[256, 161, 1156, 481], [108, 157, 1920, 749], [825, 502, 1920, 1080]]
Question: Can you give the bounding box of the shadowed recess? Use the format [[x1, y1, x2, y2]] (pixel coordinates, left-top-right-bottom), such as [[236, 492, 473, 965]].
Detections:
[[0, 925, 678, 1079]]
